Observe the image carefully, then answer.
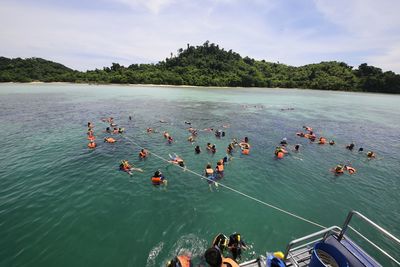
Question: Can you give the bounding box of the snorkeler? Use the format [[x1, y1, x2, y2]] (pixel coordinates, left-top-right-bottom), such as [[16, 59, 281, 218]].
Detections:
[[346, 143, 355, 151], [151, 170, 166, 186], [104, 137, 116, 143], [168, 153, 185, 168], [195, 145, 201, 154], [228, 233, 247, 261], [332, 164, 344, 175], [139, 149, 148, 159]]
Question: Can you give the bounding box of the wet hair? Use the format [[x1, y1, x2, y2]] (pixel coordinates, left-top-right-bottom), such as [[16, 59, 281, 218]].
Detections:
[[154, 170, 161, 177], [204, 247, 222, 267], [206, 164, 212, 169]]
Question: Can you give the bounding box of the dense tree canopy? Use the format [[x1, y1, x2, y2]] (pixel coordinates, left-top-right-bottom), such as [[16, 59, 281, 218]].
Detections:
[[1, 42, 399, 93]]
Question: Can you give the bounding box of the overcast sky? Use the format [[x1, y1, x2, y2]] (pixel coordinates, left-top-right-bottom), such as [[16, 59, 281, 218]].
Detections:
[[1, 0, 399, 72]]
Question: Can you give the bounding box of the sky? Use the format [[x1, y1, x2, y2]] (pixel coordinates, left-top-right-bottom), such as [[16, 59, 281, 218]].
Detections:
[[1, 0, 400, 73]]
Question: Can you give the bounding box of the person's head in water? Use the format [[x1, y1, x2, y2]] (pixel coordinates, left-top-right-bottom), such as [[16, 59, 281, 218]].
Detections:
[[244, 137, 249, 143], [294, 144, 300, 151], [204, 247, 222, 267], [154, 170, 161, 177], [359, 147, 364, 152]]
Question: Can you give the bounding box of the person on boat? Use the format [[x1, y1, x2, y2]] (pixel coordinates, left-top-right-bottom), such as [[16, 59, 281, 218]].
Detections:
[[166, 255, 191, 267], [329, 140, 335, 145], [215, 161, 224, 179], [139, 149, 148, 159], [87, 141, 96, 149], [104, 137, 116, 143], [151, 170, 166, 186], [367, 151, 376, 158], [344, 165, 356, 174], [318, 137, 327, 144], [195, 145, 201, 154], [169, 153, 185, 168], [204, 247, 239, 267], [346, 143, 355, 151], [228, 233, 247, 261], [333, 164, 344, 175]]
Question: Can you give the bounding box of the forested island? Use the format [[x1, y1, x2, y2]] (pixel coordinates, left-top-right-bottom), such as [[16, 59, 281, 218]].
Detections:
[[1, 41, 399, 93]]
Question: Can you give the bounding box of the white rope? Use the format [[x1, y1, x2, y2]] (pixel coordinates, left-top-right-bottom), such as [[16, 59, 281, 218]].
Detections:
[[121, 133, 326, 229]]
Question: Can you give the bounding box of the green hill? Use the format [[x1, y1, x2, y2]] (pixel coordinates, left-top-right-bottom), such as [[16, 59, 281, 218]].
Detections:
[[1, 41, 400, 93]]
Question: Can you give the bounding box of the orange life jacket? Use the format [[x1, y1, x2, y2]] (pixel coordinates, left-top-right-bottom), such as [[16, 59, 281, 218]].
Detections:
[[176, 255, 191, 267], [152, 176, 162, 185], [88, 142, 96, 148], [242, 149, 249, 155], [222, 257, 239, 267], [106, 138, 115, 143]]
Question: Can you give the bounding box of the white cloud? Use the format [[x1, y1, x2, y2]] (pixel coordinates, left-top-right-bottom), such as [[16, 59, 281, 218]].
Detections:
[[0, 0, 399, 73], [110, 0, 176, 14]]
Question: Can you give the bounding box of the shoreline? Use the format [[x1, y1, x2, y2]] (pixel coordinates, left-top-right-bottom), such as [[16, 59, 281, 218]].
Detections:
[[0, 81, 396, 95]]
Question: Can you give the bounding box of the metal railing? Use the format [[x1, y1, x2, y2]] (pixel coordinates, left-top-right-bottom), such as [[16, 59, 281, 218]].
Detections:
[[283, 226, 342, 263], [338, 210, 400, 266]]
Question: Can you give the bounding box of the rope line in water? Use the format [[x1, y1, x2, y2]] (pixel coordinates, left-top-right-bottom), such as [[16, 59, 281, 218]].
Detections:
[[121, 133, 326, 230]]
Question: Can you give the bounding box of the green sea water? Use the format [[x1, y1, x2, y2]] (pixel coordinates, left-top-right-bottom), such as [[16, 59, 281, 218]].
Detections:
[[0, 84, 399, 266]]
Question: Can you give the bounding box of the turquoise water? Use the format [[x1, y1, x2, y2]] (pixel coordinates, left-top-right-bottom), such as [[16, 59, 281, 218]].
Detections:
[[0, 84, 399, 266]]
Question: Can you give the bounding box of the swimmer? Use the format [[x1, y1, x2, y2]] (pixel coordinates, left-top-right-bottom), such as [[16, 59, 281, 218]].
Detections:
[[294, 144, 300, 152], [346, 143, 355, 151], [87, 141, 96, 149], [204, 164, 216, 186], [195, 145, 201, 154], [168, 153, 185, 168], [163, 131, 170, 138], [211, 145, 217, 154], [184, 121, 191, 125], [303, 126, 313, 132], [215, 161, 224, 179], [118, 127, 125, 134], [296, 132, 305, 137], [151, 170, 166, 186], [358, 147, 364, 152], [119, 160, 143, 176], [344, 165, 356, 174], [146, 128, 153, 133], [105, 127, 111, 133], [139, 149, 148, 159], [280, 137, 288, 146], [167, 136, 173, 144], [206, 143, 212, 150], [329, 140, 335, 145], [332, 164, 344, 175], [228, 233, 247, 261], [113, 128, 119, 134], [129, 116, 132, 121], [367, 151, 376, 159], [104, 137, 116, 143], [318, 137, 327, 144], [188, 136, 195, 143], [227, 144, 234, 155]]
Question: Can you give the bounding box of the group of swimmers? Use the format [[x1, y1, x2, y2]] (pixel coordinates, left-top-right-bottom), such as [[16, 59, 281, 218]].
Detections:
[[87, 122, 96, 148], [293, 125, 377, 175], [166, 233, 248, 267]]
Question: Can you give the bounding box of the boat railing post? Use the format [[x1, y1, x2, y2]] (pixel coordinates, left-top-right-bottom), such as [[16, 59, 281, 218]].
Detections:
[[338, 210, 355, 241]]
